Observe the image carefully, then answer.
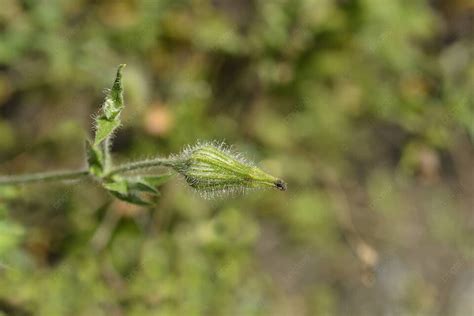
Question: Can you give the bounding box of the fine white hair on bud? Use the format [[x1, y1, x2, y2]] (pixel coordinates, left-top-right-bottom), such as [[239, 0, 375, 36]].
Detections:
[[170, 141, 287, 199]]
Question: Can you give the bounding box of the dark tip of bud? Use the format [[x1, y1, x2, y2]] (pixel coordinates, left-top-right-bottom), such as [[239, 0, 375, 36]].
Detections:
[[274, 179, 287, 191]]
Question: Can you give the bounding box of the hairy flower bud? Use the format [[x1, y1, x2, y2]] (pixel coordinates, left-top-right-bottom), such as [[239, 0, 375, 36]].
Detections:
[[171, 142, 286, 199]]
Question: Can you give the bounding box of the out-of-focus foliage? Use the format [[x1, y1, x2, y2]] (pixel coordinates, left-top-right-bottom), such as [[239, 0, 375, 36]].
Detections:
[[0, 0, 473, 315]]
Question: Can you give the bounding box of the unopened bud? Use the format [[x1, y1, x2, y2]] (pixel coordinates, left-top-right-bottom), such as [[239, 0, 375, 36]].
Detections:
[[171, 142, 286, 199]]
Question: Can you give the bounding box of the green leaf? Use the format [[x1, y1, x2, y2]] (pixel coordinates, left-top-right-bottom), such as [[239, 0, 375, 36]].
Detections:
[[128, 179, 159, 194], [85, 139, 104, 177], [102, 64, 126, 120], [143, 174, 174, 187], [102, 175, 168, 206], [103, 178, 128, 195], [103, 177, 151, 206], [124, 174, 173, 194], [108, 188, 152, 206], [92, 64, 126, 154], [94, 118, 120, 146]]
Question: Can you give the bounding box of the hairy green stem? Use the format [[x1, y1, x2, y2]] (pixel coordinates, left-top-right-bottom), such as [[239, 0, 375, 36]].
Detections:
[[106, 158, 176, 176], [103, 138, 112, 172], [0, 169, 89, 185], [0, 156, 177, 186], [0, 157, 177, 186]]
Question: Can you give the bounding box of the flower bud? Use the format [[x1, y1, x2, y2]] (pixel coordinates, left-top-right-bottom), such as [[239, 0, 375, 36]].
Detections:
[[171, 142, 286, 198]]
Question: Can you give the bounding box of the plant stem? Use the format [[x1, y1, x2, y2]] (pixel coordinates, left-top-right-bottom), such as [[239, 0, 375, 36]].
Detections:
[[107, 158, 176, 176], [0, 157, 177, 186], [104, 137, 112, 172], [0, 169, 89, 186]]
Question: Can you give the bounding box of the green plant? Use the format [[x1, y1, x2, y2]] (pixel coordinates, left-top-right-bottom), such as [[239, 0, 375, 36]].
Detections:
[[0, 65, 286, 204]]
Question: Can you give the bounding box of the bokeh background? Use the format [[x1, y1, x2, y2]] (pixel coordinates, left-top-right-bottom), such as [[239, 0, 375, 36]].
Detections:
[[0, 0, 473, 315]]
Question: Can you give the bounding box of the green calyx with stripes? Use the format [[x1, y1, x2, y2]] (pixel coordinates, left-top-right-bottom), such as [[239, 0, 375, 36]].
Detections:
[[171, 143, 287, 199]]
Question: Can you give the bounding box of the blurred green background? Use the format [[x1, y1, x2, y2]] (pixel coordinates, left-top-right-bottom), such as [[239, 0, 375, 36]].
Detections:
[[0, 0, 473, 315]]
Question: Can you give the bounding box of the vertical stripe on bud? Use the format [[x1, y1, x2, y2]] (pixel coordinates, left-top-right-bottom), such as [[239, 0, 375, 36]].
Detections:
[[171, 142, 286, 199]]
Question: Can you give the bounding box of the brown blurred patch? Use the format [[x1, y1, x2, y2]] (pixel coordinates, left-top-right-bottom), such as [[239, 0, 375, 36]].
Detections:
[[98, 0, 138, 28], [113, 199, 144, 218], [143, 103, 174, 137], [400, 74, 429, 101], [417, 146, 440, 184]]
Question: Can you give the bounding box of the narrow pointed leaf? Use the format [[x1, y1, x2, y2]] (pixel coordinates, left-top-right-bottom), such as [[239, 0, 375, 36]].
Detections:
[[94, 118, 120, 146], [143, 174, 173, 187], [128, 179, 159, 194], [102, 64, 125, 120], [102, 176, 160, 206], [103, 178, 128, 195], [92, 64, 126, 149]]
